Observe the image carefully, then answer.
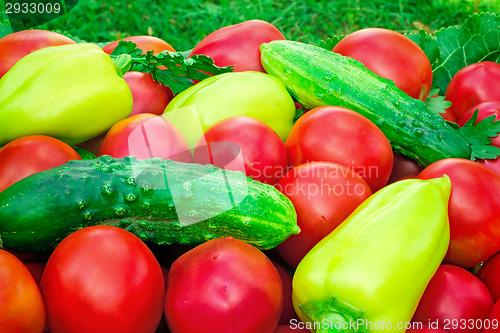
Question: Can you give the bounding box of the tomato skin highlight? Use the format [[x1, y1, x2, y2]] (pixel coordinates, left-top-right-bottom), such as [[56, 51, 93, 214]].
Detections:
[[189, 19, 286, 73], [193, 116, 287, 185], [0, 135, 81, 192], [412, 264, 494, 333], [418, 158, 500, 269], [285, 106, 393, 192], [124, 72, 172, 117], [165, 237, 283, 333], [333, 28, 433, 100], [0, 29, 76, 79], [0, 249, 46, 333], [445, 61, 500, 119], [98, 113, 192, 162], [40, 225, 165, 333], [102, 35, 176, 54]]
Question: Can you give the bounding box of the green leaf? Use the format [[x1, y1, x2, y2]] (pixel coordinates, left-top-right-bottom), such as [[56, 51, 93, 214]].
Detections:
[[109, 40, 233, 95], [424, 88, 451, 115], [0, 20, 12, 39], [432, 12, 500, 94], [317, 35, 344, 50], [459, 110, 500, 160], [406, 29, 441, 67]]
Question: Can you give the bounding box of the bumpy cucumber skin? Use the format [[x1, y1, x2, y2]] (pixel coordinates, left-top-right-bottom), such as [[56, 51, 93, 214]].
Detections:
[[260, 40, 471, 166], [0, 156, 299, 253]]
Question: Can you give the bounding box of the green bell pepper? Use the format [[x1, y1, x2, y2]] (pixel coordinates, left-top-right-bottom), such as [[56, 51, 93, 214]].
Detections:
[[292, 176, 451, 333], [162, 71, 296, 147], [0, 43, 133, 146]]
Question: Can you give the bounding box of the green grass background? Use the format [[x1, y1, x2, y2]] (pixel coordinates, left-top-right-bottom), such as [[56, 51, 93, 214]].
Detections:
[[2, 0, 500, 51]]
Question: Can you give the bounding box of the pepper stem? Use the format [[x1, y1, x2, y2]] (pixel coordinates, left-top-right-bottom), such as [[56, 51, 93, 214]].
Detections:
[[113, 54, 133, 78], [298, 296, 368, 333]]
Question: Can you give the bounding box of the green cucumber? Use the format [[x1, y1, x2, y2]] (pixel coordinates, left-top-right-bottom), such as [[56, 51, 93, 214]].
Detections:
[[260, 40, 472, 166], [72, 146, 97, 160], [0, 155, 299, 253]]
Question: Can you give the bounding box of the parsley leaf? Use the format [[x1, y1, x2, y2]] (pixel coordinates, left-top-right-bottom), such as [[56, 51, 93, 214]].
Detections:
[[424, 88, 451, 115], [317, 35, 344, 50], [0, 19, 12, 39], [109, 40, 234, 95], [459, 109, 500, 160]]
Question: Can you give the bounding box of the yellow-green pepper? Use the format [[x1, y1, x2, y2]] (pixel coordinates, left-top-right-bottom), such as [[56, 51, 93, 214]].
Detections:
[[162, 71, 296, 147], [292, 176, 451, 333], [0, 43, 133, 145]]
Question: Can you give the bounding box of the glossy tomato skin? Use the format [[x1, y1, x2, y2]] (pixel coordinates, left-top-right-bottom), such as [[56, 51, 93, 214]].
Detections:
[[189, 19, 286, 73], [272, 261, 296, 325], [165, 237, 283, 333], [412, 265, 493, 333], [333, 28, 432, 100], [285, 106, 393, 192], [483, 300, 500, 333], [0, 249, 46, 333], [418, 158, 500, 269], [40, 225, 165, 333], [0, 29, 75, 78], [193, 116, 287, 184], [457, 101, 500, 148], [478, 251, 500, 302], [406, 326, 448, 333], [445, 62, 500, 119], [0, 135, 81, 192], [98, 113, 192, 162], [275, 162, 372, 267], [102, 35, 175, 54], [124, 72, 172, 117]]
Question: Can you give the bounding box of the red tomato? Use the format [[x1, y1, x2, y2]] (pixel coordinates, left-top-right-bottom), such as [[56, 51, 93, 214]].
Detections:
[[406, 326, 448, 333], [387, 153, 424, 184], [165, 237, 283, 333], [193, 116, 287, 184], [412, 265, 493, 333], [332, 28, 433, 100], [275, 162, 372, 267], [0, 249, 46, 333], [40, 225, 165, 333], [457, 101, 500, 148], [0, 135, 81, 192], [24, 261, 46, 288], [274, 325, 310, 333], [98, 113, 192, 162], [478, 251, 500, 302], [102, 35, 176, 55], [478, 157, 500, 178], [418, 158, 500, 268], [0, 29, 75, 78], [483, 300, 500, 333], [124, 72, 172, 117], [445, 62, 500, 119], [189, 19, 286, 73], [272, 261, 296, 325], [285, 106, 393, 192]]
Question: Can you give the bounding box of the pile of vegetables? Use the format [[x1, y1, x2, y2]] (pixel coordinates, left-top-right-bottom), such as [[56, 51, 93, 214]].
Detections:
[[1, 12, 500, 333]]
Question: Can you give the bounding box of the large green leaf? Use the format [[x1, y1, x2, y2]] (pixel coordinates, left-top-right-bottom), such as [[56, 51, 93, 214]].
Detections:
[[432, 12, 500, 94], [406, 29, 440, 68], [0, 19, 12, 39]]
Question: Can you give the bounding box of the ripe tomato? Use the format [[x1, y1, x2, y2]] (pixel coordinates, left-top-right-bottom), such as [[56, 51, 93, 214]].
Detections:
[[387, 153, 424, 184], [406, 326, 448, 333], [98, 113, 192, 162], [0, 135, 81, 192], [477, 251, 500, 302], [483, 300, 500, 333], [478, 157, 500, 178], [274, 325, 310, 333], [124, 72, 172, 117], [272, 261, 296, 325], [418, 158, 500, 268], [193, 116, 287, 184], [445, 62, 500, 119], [0, 249, 46, 333], [332, 28, 433, 100], [285, 106, 393, 191], [0, 29, 75, 78], [189, 19, 286, 73], [457, 101, 500, 148], [275, 162, 372, 267], [165, 237, 283, 333], [40, 225, 165, 333], [412, 265, 493, 333], [102, 35, 176, 54]]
